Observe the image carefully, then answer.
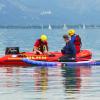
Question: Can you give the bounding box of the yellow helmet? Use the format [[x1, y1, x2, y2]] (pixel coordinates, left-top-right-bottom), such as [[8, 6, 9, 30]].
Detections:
[[68, 29, 75, 36], [40, 34, 48, 41]]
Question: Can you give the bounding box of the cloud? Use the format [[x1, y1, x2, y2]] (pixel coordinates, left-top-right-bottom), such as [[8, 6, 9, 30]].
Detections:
[[6, 0, 34, 13], [6, 0, 54, 14], [5, 0, 100, 14], [0, 3, 5, 11], [57, 0, 100, 14], [40, 10, 52, 16]]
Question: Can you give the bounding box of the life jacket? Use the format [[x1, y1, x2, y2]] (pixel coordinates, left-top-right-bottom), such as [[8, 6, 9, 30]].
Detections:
[[74, 35, 82, 46], [37, 39, 48, 53]]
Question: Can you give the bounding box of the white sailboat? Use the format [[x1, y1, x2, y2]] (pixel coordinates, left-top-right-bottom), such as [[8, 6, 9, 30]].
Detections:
[[63, 24, 67, 30], [48, 24, 52, 30], [83, 24, 86, 29]]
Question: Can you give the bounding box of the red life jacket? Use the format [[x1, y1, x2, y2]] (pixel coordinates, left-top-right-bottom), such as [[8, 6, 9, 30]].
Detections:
[[74, 35, 82, 46], [35, 39, 48, 53]]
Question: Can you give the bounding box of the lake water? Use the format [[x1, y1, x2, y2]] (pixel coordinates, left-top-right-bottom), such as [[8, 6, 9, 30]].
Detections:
[[0, 28, 100, 100]]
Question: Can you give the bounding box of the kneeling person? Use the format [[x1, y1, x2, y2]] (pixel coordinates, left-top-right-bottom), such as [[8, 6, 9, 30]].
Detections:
[[33, 34, 48, 54], [68, 29, 82, 53], [59, 35, 76, 62]]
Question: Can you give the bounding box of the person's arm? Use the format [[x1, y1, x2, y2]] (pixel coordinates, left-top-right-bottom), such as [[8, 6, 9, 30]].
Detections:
[[46, 41, 49, 51], [80, 37, 82, 48], [61, 46, 66, 54], [33, 40, 42, 54], [34, 46, 42, 54]]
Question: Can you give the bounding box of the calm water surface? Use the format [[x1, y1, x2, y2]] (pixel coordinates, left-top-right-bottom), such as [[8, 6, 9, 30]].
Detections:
[[0, 28, 100, 100]]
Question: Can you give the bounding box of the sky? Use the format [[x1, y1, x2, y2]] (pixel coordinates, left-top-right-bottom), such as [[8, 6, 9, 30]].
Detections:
[[0, 0, 100, 25]]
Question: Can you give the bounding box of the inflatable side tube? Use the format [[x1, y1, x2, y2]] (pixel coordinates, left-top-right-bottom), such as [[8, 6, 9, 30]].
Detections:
[[22, 58, 59, 66], [22, 58, 100, 67]]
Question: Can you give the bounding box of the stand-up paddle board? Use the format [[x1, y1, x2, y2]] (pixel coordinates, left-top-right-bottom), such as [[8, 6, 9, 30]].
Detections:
[[22, 58, 100, 67]]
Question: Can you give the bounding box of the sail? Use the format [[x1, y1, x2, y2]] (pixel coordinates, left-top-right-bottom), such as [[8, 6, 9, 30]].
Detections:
[[48, 24, 52, 30], [63, 24, 67, 30]]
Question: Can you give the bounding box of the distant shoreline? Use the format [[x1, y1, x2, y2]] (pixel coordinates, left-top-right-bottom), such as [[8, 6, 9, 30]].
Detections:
[[0, 24, 100, 29]]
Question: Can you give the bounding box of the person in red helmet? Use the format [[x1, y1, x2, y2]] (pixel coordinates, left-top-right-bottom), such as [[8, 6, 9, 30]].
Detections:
[[68, 29, 82, 53]]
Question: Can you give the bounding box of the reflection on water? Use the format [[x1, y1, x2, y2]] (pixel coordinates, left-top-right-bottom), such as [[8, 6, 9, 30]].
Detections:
[[0, 66, 100, 100], [0, 66, 62, 100], [33, 67, 48, 92], [62, 66, 92, 100], [62, 67, 81, 93]]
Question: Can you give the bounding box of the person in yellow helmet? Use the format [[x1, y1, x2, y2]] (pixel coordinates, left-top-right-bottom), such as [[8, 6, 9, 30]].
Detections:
[[33, 34, 49, 54], [68, 29, 82, 53], [68, 29, 76, 36]]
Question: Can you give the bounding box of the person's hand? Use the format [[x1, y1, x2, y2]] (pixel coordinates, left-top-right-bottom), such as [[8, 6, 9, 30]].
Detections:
[[43, 51, 48, 55], [38, 51, 42, 54], [33, 50, 42, 55], [47, 52, 52, 55]]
